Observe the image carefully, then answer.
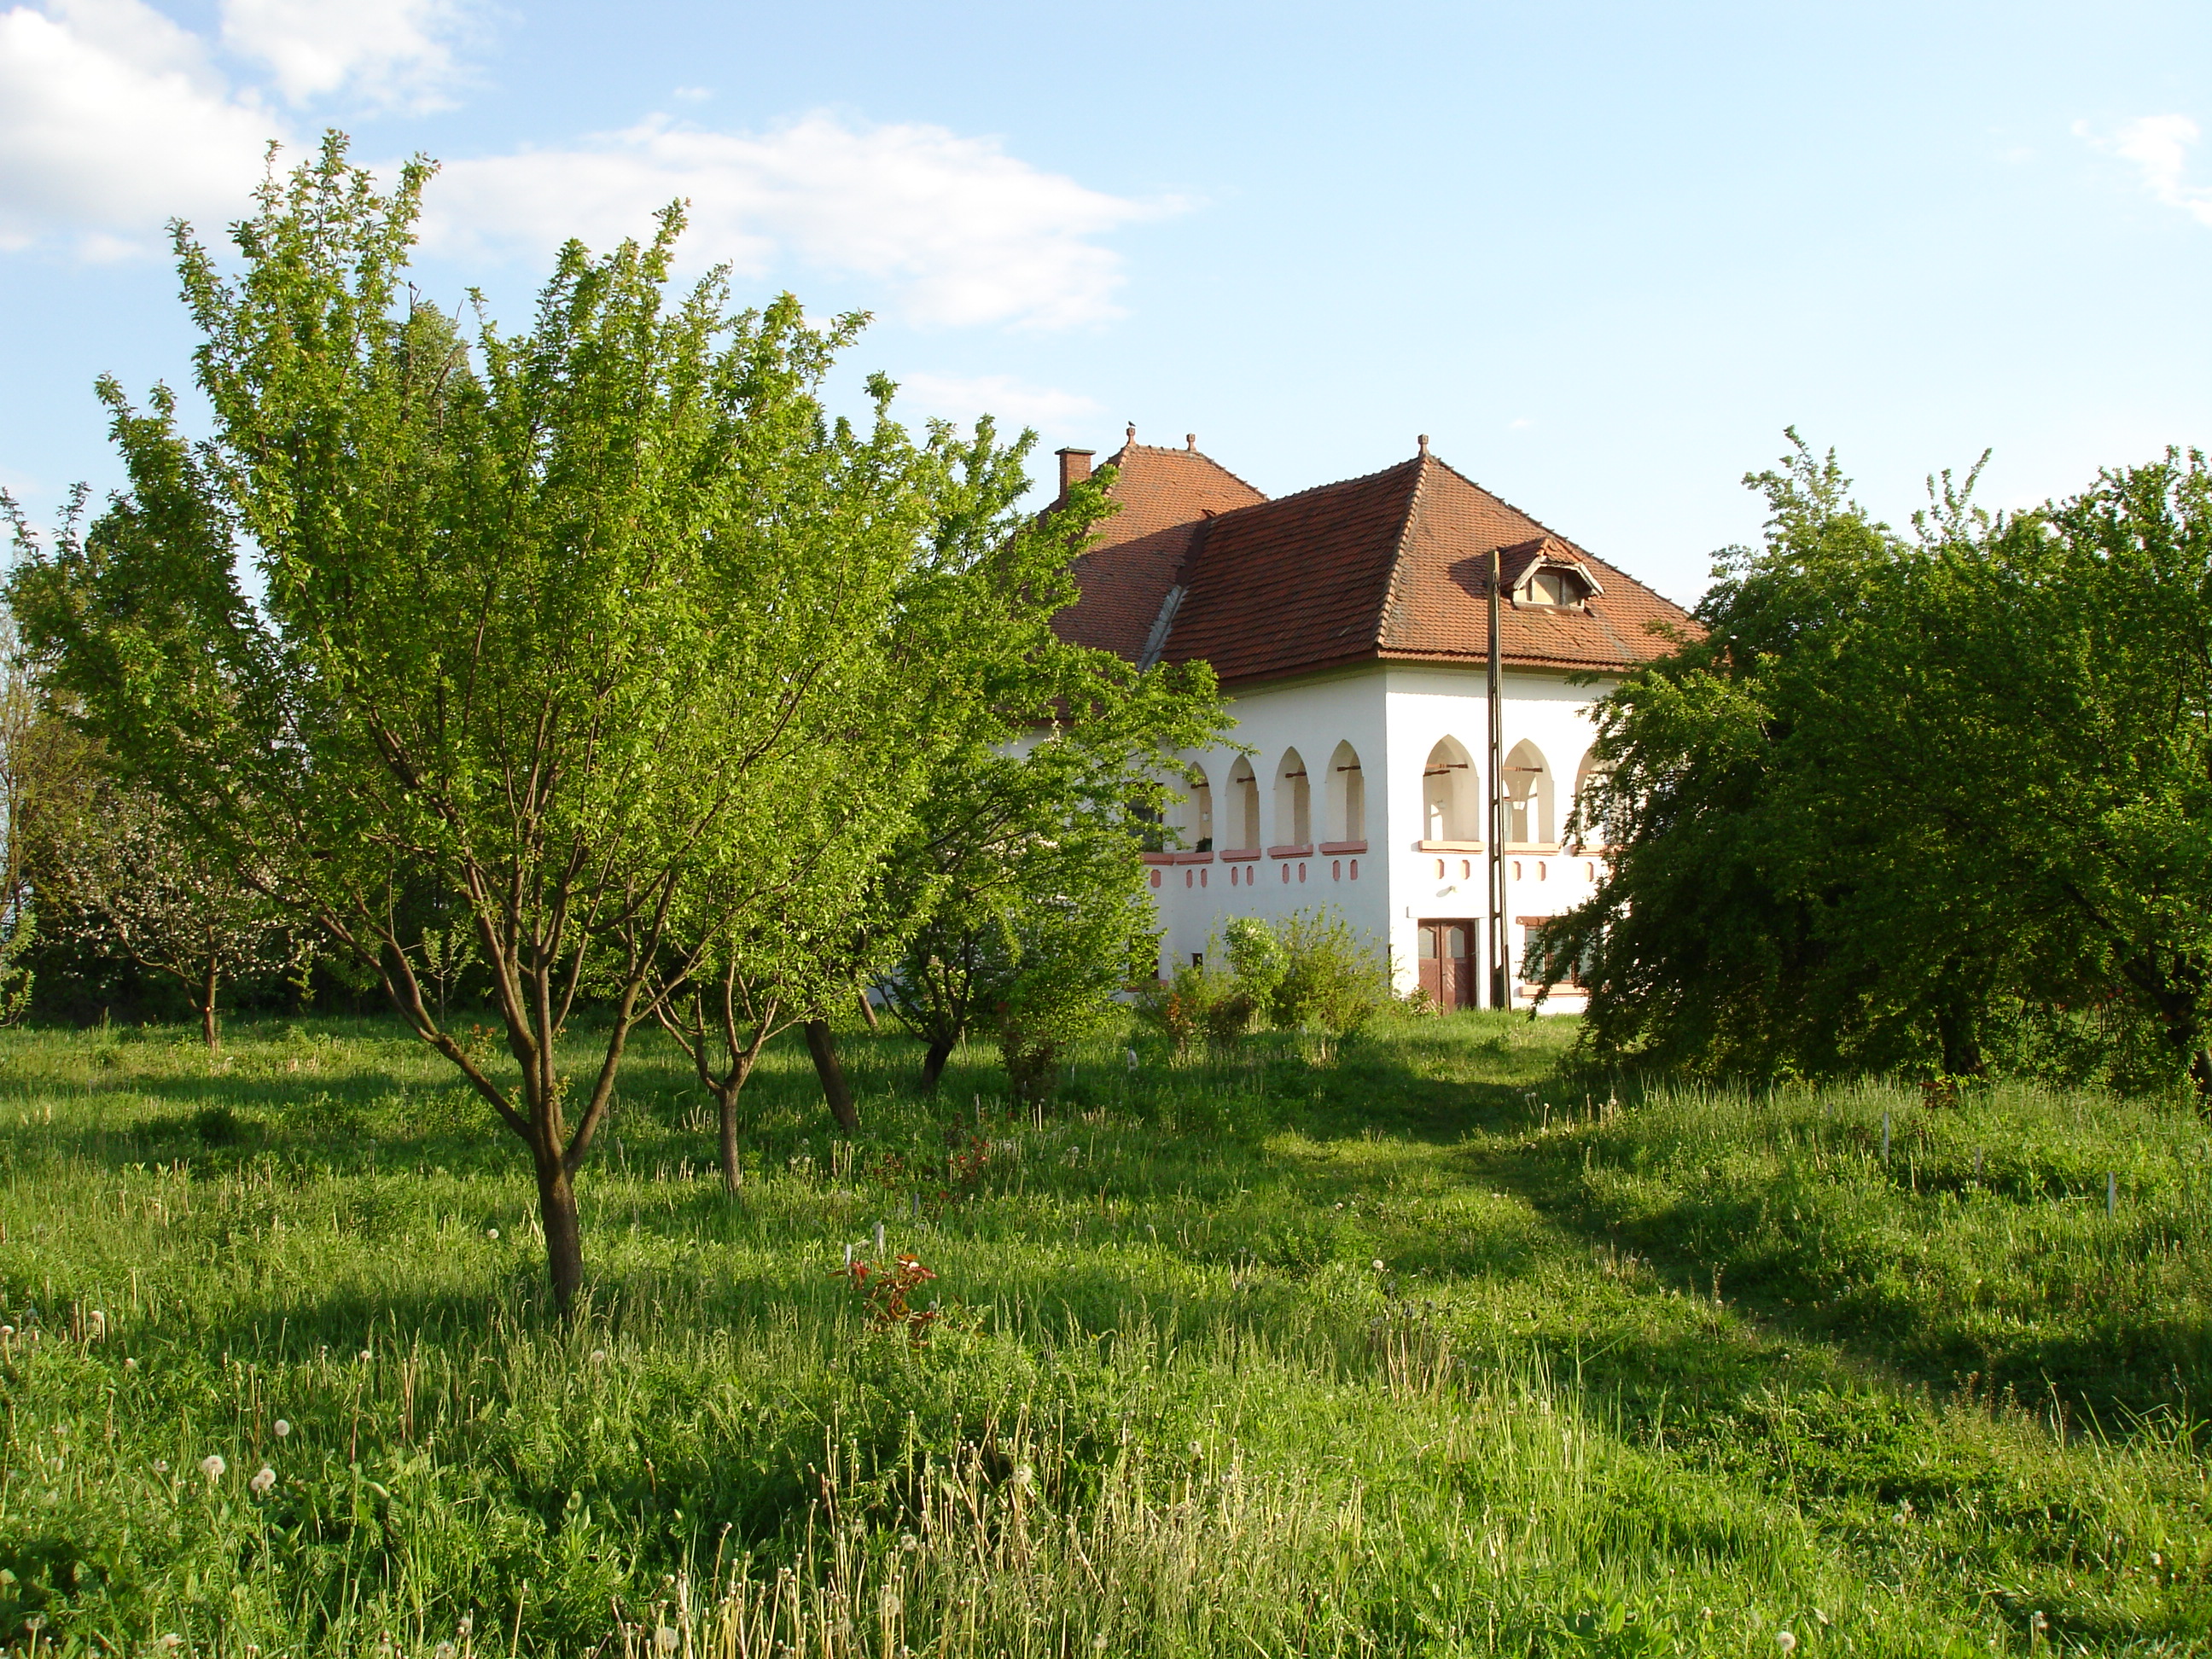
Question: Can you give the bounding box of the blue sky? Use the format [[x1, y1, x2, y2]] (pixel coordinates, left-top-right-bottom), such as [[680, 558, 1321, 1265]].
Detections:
[[5, 0, 2212, 605]]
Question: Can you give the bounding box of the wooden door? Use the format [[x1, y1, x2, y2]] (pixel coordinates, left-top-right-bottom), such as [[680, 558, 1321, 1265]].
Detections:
[[1417, 919, 1477, 1009]]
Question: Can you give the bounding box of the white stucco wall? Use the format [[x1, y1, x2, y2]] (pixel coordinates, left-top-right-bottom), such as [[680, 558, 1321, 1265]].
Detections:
[[1150, 672, 1394, 971], [1148, 662, 1613, 1008]]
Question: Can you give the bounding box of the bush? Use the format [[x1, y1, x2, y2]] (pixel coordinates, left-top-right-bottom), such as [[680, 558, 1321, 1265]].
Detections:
[[1223, 918, 1285, 1007], [990, 893, 1158, 1109], [1271, 909, 1389, 1039], [1132, 963, 1252, 1058]]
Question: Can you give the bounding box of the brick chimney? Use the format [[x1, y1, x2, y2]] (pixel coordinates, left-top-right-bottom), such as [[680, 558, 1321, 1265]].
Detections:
[[1056, 447, 1095, 499]]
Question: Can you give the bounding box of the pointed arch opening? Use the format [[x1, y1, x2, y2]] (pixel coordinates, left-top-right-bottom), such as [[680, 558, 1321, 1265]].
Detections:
[[1324, 740, 1365, 845], [1273, 748, 1312, 847], [1504, 739, 1553, 847], [1226, 757, 1260, 851], [1423, 736, 1476, 843], [1569, 749, 1601, 849], [1179, 763, 1214, 852]]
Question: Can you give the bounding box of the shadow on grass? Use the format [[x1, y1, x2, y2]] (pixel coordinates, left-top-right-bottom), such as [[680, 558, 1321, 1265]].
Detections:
[[1474, 1113, 2212, 1431]]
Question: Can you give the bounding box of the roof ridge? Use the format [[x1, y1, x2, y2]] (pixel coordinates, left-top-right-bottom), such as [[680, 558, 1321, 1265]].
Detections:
[[1185, 453, 1423, 540], [1368, 452, 1431, 653], [1102, 442, 1272, 504], [1427, 452, 1691, 616], [1423, 452, 1600, 562]]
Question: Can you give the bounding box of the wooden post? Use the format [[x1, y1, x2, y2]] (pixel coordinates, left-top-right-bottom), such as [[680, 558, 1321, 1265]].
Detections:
[[1486, 539, 1508, 1010]]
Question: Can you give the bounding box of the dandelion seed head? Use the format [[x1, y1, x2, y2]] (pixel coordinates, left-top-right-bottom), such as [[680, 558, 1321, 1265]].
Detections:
[[249, 1464, 276, 1496], [654, 1627, 679, 1654], [1777, 1634, 1797, 1653], [486, 1228, 498, 1240], [1372, 1260, 1385, 1272], [199, 1453, 226, 1481], [124, 1357, 137, 1371], [591, 1348, 608, 1364], [274, 1419, 290, 1437], [434, 1645, 456, 1659], [358, 1350, 373, 1363]]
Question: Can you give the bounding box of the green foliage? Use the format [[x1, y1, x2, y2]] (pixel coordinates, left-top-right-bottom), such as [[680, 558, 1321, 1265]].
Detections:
[[1136, 911, 1388, 1058], [3, 134, 1103, 1307], [985, 894, 1156, 1109], [1132, 959, 1255, 1057], [1270, 907, 1390, 1038], [0, 1013, 2207, 1654], [1223, 916, 1286, 1005], [1558, 434, 2212, 1097]]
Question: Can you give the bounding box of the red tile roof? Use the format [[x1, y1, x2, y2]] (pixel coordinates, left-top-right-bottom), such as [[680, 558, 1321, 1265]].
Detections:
[[1052, 444, 1693, 686], [1050, 441, 1267, 659]]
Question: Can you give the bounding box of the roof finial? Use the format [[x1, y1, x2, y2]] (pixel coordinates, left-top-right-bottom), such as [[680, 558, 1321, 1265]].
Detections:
[[1186, 433, 1196, 451], [1126, 422, 1137, 446], [1417, 434, 1430, 456]]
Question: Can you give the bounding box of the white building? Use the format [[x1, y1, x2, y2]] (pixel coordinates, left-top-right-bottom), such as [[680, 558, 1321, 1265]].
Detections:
[[1051, 429, 1691, 1010]]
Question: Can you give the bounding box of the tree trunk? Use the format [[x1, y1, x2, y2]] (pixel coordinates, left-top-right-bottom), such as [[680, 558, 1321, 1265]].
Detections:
[[920, 1036, 956, 1090], [533, 1145, 586, 1318], [200, 952, 220, 1053], [856, 987, 882, 1033], [805, 1019, 859, 1133], [1933, 987, 1982, 1082], [716, 1084, 744, 1196]]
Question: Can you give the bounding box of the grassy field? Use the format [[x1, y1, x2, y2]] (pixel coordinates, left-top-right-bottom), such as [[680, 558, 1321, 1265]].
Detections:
[[1, 1012, 2208, 1657]]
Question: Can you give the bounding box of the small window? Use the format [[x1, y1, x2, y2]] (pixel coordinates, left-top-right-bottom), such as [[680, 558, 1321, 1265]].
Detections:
[[1523, 566, 1588, 607]]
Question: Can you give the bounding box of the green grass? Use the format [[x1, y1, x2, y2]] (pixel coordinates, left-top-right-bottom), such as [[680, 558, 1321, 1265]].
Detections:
[[1, 1012, 2208, 1656]]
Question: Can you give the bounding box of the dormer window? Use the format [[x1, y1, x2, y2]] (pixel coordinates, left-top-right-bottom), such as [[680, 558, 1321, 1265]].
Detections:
[[1516, 561, 1598, 608]]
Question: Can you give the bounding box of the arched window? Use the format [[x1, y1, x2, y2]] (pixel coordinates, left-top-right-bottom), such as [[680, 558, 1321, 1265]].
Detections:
[[1227, 757, 1260, 850], [1325, 741, 1365, 844], [1504, 740, 1553, 847], [1423, 737, 1476, 842], [1273, 748, 1311, 847], [1180, 763, 1214, 852], [1569, 750, 1600, 848]]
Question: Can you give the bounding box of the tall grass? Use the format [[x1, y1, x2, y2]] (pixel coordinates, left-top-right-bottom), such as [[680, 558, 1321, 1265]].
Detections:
[[0, 1015, 2207, 1655]]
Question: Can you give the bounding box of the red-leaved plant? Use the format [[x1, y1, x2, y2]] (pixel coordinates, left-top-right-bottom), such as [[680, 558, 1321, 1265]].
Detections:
[[835, 1252, 941, 1348]]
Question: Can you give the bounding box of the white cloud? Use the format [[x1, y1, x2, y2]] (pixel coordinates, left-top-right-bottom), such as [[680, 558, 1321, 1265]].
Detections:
[[219, 0, 469, 110], [2077, 114, 2212, 227], [896, 373, 1102, 429], [427, 114, 1173, 329], [0, 4, 1170, 330], [0, 0, 278, 252]]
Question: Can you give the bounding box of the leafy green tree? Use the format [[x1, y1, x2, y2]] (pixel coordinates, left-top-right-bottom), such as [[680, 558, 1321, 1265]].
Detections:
[[7, 137, 967, 1312], [0, 602, 55, 1026], [1556, 436, 2212, 1097], [39, 777, 294, 1051], [858, 441, 1225, 1092]]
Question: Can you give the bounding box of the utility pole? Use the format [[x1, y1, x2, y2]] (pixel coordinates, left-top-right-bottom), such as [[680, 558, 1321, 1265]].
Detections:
[[1486, 541, 1507, 1010]]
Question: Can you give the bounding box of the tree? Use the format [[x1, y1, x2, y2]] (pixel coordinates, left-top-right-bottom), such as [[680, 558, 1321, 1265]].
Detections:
[[1554, 435, 2212, 1098], [0, 603, 51, 1025], [40, 777, 293, 1050], [878, 675, 1225, 1095], [9, 137, 970, 1312], [806, 430, 1228, 1095], [953, 814, 1162, 1109]]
